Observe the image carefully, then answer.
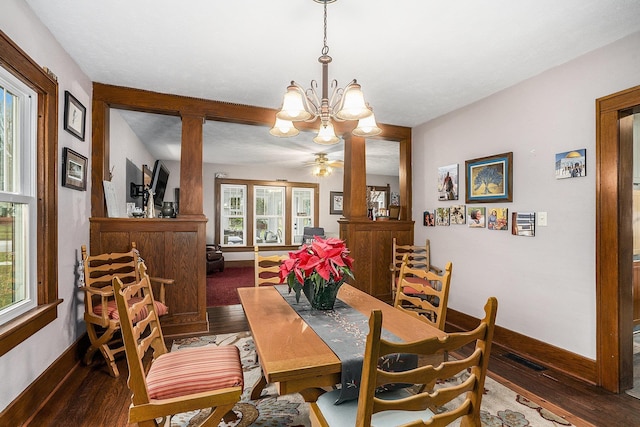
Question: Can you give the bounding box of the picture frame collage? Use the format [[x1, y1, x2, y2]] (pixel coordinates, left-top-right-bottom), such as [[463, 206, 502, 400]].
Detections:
[[62, 90, 88, 191]]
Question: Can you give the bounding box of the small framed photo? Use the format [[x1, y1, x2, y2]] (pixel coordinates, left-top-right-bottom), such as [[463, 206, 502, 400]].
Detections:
[[330, 191, 343, 215], [62, 147, 87, 191], [555, 149, 586, 179], [468, 207, 486, 228], [488, 208, 509, 230], [438, 164, 459, 201], [465, 152, 513, 204], [450, 205, 466, 225], [423, 210, 435, 226], [63, 91, 86, 141]]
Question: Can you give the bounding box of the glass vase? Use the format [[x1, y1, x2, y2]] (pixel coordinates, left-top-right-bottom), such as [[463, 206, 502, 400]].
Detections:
[[302, 280, 343, 310]]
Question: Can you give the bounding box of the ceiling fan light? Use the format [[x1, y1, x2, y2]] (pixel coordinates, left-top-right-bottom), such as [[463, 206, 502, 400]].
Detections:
[[313, 122, 340, 145], [352, 111, 381, 137], [277, 85, 312, 121], [335, 83, 372, 120], [269, 118, 300, 137]]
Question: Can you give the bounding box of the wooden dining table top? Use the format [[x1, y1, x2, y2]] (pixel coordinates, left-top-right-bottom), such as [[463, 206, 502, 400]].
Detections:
[[237, 284, 447, 398]]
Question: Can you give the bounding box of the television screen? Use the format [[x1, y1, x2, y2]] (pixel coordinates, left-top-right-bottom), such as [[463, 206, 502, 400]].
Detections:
[[150, 160, 170, 208]]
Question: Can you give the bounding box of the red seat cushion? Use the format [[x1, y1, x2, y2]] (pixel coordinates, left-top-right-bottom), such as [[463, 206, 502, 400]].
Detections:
[[146, 345, 244, 400], [93, 297, 169, 323], [397, 276, 432, 295]]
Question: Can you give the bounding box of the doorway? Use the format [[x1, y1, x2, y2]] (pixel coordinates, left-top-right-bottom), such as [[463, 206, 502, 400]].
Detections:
[[596, 85, 640, 392]]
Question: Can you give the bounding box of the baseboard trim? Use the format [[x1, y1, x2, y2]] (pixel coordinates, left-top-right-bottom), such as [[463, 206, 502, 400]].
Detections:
[[446, 307, 597, 385], [0, 336, 83, 426]]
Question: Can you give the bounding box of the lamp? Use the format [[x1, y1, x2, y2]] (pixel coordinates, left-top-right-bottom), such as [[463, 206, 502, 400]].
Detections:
[[271, 0, 381, 144], [312, 164, 332, 178]]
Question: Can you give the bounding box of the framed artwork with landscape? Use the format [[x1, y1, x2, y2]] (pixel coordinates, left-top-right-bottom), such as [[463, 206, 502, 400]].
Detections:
[[62, 147, 87, 191], [465, 152, 513, 204]]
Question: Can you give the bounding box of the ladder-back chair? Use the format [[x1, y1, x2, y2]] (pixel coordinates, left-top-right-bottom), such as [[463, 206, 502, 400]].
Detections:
[[390, 238, 442, 297], [310, 297, 498, 427], [81, 243, 173, 377], [254, 246, 287, 287], [114, 263, 243, 427], [394, 254, 452, 330]]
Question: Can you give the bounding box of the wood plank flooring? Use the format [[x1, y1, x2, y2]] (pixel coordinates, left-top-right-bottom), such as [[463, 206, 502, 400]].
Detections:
[[26, 304, 640, 426]]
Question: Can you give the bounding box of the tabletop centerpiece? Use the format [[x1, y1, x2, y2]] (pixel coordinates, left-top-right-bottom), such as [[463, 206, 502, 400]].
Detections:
[[279, 236, 354, 310]]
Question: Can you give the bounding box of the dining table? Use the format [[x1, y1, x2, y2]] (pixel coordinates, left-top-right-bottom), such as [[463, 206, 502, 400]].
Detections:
[[237, 283, 447, 402]]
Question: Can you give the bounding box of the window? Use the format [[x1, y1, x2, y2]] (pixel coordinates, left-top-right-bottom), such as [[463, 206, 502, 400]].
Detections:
[[255, 186, 284, 245], [216, 178, 318, 248], [0, 70, 37, 324], [0, 32, 58, 357], [292, 188, 314, 245], [221, 184, 246, 246]]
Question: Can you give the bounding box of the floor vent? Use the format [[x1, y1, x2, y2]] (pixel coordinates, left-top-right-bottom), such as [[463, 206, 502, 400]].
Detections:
[[504, 353, 546, 371]]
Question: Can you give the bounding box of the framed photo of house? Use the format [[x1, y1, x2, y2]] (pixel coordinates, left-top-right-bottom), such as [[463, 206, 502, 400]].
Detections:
[[63, 91, 86, 141], [465, 152, 513, 203], [62, 147, 87, 191], [330, 191, 343, 215]]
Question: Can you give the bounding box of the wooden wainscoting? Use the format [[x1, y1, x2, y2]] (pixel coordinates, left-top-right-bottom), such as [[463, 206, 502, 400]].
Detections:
[[89, 217, 209, 337]]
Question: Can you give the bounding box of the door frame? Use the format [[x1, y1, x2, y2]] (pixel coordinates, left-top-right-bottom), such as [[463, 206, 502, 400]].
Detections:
[[596, 85, 640, 392]]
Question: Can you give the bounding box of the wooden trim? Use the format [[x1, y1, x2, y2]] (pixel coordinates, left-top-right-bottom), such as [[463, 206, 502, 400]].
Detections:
[[446, 307, 597, 385], [595, 85, 640, 392], [0, 31, 59, 354], [0, 334, 82, 426]]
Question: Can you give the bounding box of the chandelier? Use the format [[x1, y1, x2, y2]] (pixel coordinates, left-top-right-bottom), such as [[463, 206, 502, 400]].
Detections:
[[269, 0, 381, 144]]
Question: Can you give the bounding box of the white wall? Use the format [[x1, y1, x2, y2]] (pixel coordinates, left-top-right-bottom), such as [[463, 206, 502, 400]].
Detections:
[[109, 109, 155, 215], [1, 0, 92, 410], [412, 30, 640, 359]]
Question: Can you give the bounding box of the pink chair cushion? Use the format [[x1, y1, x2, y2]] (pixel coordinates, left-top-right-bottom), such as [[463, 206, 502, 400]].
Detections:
[[93, 297, 169, 322], [146, 345, 244, 400], [397, 276, 432, 295]]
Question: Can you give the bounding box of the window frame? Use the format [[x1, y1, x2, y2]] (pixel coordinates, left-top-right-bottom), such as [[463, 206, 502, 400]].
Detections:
[[0, 70, 38, 324], [215, 177, 319, 250], [0, 31, 60, 357]]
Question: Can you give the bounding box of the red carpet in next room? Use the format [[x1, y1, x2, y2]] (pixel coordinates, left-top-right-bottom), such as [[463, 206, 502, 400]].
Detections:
[[207, 266, 256, 306]]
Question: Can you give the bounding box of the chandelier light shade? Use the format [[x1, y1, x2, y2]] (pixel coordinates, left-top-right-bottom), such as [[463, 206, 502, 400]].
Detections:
[[270, 0, 380, 145], [313, 122, 340, 145], [352, 108, 382, 137], [312, 164, 332, 177], [269, 118, 300, 137]]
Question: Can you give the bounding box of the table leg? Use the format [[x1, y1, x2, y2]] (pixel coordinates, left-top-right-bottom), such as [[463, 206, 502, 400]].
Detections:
[[299, 387, 328, 402], [250, 374, 267, 400]]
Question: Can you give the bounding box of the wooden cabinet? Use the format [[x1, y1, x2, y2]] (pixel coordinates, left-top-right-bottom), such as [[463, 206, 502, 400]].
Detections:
[[90, 217, 208, 337], [339, 219, 414, 303]]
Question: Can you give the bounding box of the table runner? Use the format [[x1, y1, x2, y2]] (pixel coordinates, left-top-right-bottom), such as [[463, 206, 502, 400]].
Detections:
[[275, 285, 415, 404]]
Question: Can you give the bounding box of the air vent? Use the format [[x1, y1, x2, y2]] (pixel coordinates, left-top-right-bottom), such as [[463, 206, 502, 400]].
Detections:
[[504, 353, 546, 371]]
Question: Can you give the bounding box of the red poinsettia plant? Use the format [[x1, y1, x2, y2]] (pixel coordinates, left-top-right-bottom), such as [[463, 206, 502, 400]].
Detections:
[[279, 236, 354, 303]]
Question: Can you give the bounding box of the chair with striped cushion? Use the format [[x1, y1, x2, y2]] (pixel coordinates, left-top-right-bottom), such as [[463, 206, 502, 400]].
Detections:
[[310, 297, 498, 427], [114, 262, 243, 427], [254, 246, 287, 287], [81, 243, 173, 377], [394, 254, 452, 330]]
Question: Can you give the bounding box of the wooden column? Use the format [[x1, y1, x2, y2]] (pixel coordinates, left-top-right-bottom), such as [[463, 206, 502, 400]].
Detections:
[[342, 133, 368, 219], [179, 113, 205, 218]]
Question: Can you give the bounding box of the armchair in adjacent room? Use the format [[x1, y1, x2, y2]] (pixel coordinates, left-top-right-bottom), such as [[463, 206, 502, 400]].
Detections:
[[207, 244, 225, 275]]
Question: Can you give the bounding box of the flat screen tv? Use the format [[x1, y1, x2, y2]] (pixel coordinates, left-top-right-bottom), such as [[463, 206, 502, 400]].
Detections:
[[150, 160, 170, 208]]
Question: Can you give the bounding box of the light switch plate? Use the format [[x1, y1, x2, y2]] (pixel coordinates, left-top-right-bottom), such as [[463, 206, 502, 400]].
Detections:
[[538, 212, 547, 226]]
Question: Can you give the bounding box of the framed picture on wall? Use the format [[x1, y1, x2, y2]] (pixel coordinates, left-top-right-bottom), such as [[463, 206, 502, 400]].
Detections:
[[63, 91, 86, 141], [330, 191, 343, 215], [465, 152, 513, 203], [62, 147, 87, 191], [555, 148, 586, 179]]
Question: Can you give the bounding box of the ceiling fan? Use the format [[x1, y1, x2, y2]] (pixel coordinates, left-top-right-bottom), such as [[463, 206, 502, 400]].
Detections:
[[305, 153, 343, 177]]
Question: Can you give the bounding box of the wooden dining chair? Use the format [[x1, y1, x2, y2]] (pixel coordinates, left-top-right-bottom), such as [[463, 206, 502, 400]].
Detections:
[[80, 243, 173, 377], [389, 238, 442, 298], [113, 262, 243, 427], [394, 254, 453, 330], [254, 246, 287, 287], [310, 297, 498, 427]]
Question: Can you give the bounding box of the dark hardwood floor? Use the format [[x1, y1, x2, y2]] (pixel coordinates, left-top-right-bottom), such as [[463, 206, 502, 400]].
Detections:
[[26, 304, 640, 426]]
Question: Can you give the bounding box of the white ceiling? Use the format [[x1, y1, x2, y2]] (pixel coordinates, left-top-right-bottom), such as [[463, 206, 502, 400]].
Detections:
[[25, 0, 640, 175]]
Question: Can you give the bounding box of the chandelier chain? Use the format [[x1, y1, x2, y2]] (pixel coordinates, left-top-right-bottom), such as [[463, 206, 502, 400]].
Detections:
[[322, 1, 329, 56]]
